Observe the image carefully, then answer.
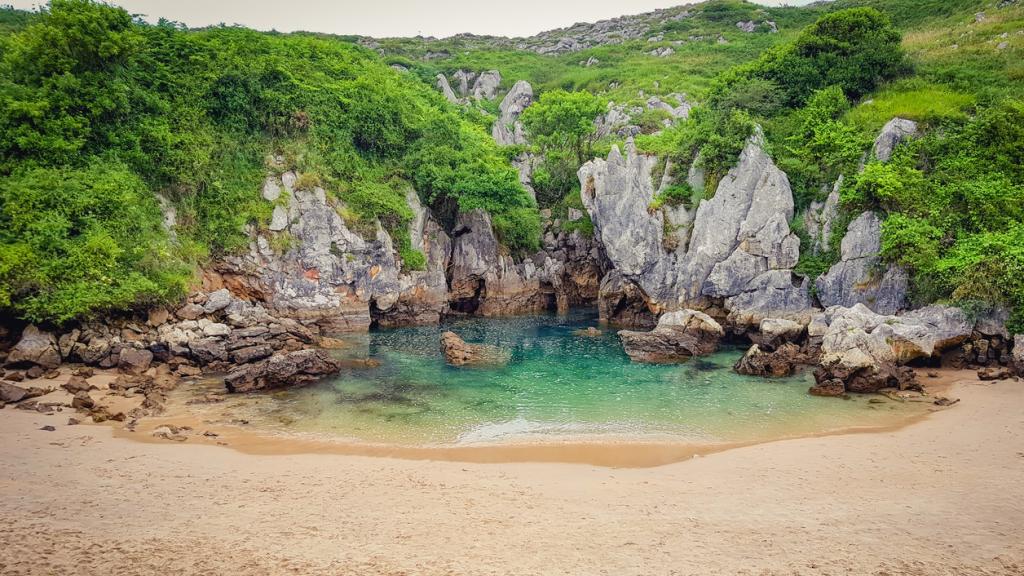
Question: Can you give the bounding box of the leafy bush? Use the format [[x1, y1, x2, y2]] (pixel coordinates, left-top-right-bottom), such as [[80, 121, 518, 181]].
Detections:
[[0, 162, 190, 323]]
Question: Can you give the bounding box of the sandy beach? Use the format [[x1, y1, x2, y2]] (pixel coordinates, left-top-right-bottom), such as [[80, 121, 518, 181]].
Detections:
[[1, 374, 1022, 575]]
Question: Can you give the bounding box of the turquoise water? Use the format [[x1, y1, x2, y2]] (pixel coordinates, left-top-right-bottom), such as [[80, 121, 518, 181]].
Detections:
[[193, 311, 920, 446]]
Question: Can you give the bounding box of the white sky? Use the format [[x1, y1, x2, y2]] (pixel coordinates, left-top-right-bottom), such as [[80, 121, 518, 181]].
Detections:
[[7, 0, 818, 38]]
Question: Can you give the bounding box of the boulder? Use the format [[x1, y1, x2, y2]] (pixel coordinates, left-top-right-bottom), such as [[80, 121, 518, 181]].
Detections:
[[224, 349, 342, 393], [118, 348, 153, 374], [872, 118, 919, 163], [734, 343, 807, 378], [189, 338, 228, 365], [440, 331, 511, 367], [436, 73, 460, 103], [978, 366, 1012, 381], [6, 325, 61, 369], [618, 310, 724, 363], [471, 70, 501, 101], [812, 304, 972, 394], [230, 345, 274, 365], [0, 382, 29, 404], [815, 211, 908, 315], [176, 303, 205, 321], [62, 375, 94, 394]]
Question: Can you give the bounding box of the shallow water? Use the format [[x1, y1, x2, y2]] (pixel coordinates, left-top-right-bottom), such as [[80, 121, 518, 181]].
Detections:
[[171, 311, 927, 446]]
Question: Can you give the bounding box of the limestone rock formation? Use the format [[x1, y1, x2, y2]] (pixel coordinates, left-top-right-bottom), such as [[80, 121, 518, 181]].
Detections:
[[471, 70, 501, 100], [812, 304, 972, 394], [224, 349, 342, 393], [440, 331, 511, 366], [618, 309, 724, 363], [803, 176, 842, 255], [580, 131, 811, 329], [436, 74, 460, 103], [815, 211, 908, 315], [872, 118, 919, 163], [492, 80, 533, 146]]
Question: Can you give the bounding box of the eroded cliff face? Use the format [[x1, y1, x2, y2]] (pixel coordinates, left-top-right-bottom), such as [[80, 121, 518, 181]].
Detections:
[[213, 170, 600, 333], [579, 131, 810, 329]]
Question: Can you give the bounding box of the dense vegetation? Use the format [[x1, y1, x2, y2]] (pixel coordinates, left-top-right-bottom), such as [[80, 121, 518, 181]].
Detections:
[[1, 0, 1022, 329], [0, 0, 537, 324]]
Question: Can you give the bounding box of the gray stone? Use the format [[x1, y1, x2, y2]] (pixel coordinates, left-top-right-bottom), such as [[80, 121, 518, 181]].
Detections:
[[815, 212, 907, 315], [262, 177, 282, 202], [872, 118, 919, 163], [224, 349, 341, 393], [6, 326, 61, 369], [269, 205, 289, 231], [471, 70, 501, 100], [203, 289, 233, 313], [1014, 335, 1024, 375], [202, 323, 231, 337], [436, 74, 460, 103]]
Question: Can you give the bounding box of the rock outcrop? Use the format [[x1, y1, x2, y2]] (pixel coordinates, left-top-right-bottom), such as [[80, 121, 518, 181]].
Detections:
[[492, 80, 532, 146], [815, 211, 908, 315], [440, 331, 511, 366], [872, 118, 919, 163], [224, 349, 341, 393], [580, 131, 811, 329], [618, 309, 723, 363], [812, 304, 972, 394], [803, 177, 842, 255]]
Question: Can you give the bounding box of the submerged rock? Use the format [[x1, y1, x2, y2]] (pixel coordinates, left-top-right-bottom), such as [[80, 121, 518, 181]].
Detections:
[[618, 309, 724, 363], [224, 349, 342, 393], [440, 331, 510, 367]]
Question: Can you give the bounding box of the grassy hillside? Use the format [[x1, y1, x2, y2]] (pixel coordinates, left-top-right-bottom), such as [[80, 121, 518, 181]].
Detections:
[[0, 0, 1022, 328]]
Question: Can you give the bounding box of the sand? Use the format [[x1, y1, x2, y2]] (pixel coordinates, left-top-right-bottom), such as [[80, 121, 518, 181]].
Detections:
[[1, 374, 1022, 575]]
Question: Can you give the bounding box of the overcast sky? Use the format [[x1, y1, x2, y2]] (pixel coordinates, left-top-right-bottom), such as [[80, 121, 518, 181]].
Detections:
[[8, 0, 818, 38]]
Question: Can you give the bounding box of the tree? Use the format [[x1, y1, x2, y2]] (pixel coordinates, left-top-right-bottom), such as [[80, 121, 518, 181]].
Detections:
[[521, 89, 604, 165]]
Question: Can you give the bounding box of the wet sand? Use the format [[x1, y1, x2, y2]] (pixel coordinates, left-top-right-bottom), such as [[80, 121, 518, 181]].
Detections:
[[1, 371, 1022, 575]]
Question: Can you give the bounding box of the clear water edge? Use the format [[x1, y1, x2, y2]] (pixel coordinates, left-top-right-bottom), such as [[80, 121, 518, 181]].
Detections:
[[160, 311, 930, 451]]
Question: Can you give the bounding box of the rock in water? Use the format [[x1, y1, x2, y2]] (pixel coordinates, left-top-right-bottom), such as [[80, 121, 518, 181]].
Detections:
[[224, 349, 342, 393], [734, 343, 807, 378], [618, 310, 724, 363], [440, 331, 511, 367], [6, 325, 61, 369]]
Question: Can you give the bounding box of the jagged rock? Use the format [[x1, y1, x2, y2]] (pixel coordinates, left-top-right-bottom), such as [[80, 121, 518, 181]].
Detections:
[[618, 310, 724, 363], [492, 80, 532, 146], [597, 271, 656, 328], [440, 331, 510, 367], [872, 118, 919, 163], [815, 211, 908, 315], [471, 70, 501, 100], [6, 326, 61, 369], [737, 21, 757, 32], [735, 343, 807, 378], [809, 379, 846, 397], [436, 73, 460, 103], [230, 345, 274, 364], [118, 348, 153, 374], [581, 131, 809, 326], [813, 304, 972, 394], [803, 176, 842, 255], [224, 349, 341, 393], [646, 94, 690, 120], [574, 327, 603, 337]]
